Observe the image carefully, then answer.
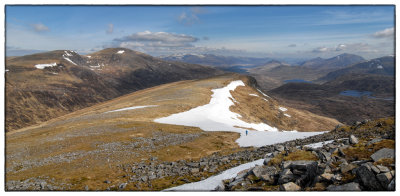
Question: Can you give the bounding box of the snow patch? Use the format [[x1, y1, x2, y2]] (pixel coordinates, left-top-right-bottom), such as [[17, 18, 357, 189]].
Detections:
[[262, 98, 269, 102], [63, 57, 77, 65], [165, 158, 265, 191], [257, 89, 270, 98], [117, 50, 125, 54], [87, 56, 91, 58], [5, 69, 9, 72], [284, 113, 291, 118], [35, 62, 57, 69], [304, 140, 334, 149], [64, 51, 73, 56], [249, 94, 259, 97], [377, 65, 383, 69], [279, 106, 287, 112], [105, 105, 157, 113]]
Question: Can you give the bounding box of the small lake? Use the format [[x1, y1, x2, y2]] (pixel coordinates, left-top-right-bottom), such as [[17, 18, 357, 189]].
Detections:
[[340, 90, 372, 97], [340, 90, 394, 101], [284, 79, 312, 84]]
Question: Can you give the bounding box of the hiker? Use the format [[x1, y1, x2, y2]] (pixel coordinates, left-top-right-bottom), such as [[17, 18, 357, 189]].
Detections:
[[246, 130, 248, 136]]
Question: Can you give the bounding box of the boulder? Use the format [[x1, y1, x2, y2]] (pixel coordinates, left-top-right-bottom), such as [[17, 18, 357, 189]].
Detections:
[[263, 158, 271, 165], [283, 160, 318, 171], [251, 165, 277, 178], [275, 145, 285, 152], [235, 169, 250, 180], [326, 182, 361, 191], [280, 182, 301, 191], [367, 138, 383, 146], [355, 165, 383, 190], [278, 169, 296, 184], [260, 174, 274, 184], [318, 151, 331, 162], [376, 165, 390, 173], [376, 172, 393, 188], [349, 135, 359, 144], [320, 173, 334, 182], [340, 163, 357, 173], [388, 179, 395, 191], [370, 148, 394, 162]]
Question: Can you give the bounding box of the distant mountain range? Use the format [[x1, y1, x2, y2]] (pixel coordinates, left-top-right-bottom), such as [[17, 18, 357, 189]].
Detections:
[[268, 55, 395, 124], [161, 53, 273, 67], [245, 53, 366, 90], [300, 53, 365, 70], [5, 48, 223, 131]]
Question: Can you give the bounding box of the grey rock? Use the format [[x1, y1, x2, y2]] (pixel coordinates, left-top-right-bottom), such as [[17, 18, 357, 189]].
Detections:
[[318, 151, 331, 162], [349, 135, 359, 144], [376, 165, 390, 173], [84, 185, 89, 191], [340, 163, 357, 173], [320, 173, 334, 182], [356, 165, 383, 190], [370, 148, 394, 162], [186, 162, 199, 168], [260, 174, 274, 184], [263, 158, 271, 165], [278, 169, 296, 184], [118, 183, 127, 190], [284, 160, 318, 171], [376, 172, 393, 188], [326, 182, 361, 191], [149, 175, 157, 180], [388, 179, 395, 191], [190, 168, 200, 174], [280, 182, 301, 191], [251, 165, 277, 178], [235, 169, 250, 180], [370, 164, 381, 174], [275, 145, 285, 152], [367, 138, 383, 146], [140, 176, 148, 182]]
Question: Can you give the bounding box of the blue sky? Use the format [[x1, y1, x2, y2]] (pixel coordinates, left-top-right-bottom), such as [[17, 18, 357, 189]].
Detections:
[[6, 5, 394, 59]]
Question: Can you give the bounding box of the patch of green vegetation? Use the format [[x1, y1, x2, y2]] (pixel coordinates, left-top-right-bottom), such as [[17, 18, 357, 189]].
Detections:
[[284, 150, 318, 161]]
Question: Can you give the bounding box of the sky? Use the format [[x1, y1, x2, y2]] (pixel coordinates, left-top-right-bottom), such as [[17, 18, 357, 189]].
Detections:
[[5, 5, 395, 59]]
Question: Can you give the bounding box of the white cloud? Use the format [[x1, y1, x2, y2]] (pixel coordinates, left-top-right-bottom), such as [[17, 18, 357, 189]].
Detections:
[[106, 23, 114, 34], [178, 7, 207, 26], [372, 27, 394, 38], [31, 23, 49, 32], [113, 31, 199, 48]]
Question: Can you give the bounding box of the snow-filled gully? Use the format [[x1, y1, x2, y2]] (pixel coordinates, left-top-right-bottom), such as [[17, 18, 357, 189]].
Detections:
[[155, 80, 323, 147]]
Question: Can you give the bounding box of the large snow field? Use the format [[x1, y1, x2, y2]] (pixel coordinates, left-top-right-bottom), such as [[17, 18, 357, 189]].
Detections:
[[155, 80, 324, 147]]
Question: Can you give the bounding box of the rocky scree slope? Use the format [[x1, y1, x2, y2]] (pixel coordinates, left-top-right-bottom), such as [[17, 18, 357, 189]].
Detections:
[[5, 48, 223, 131], [217, 118, 395, 191]]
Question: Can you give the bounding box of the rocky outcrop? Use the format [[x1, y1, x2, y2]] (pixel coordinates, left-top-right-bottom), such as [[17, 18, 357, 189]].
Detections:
[[217, 133, 395, 191]]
